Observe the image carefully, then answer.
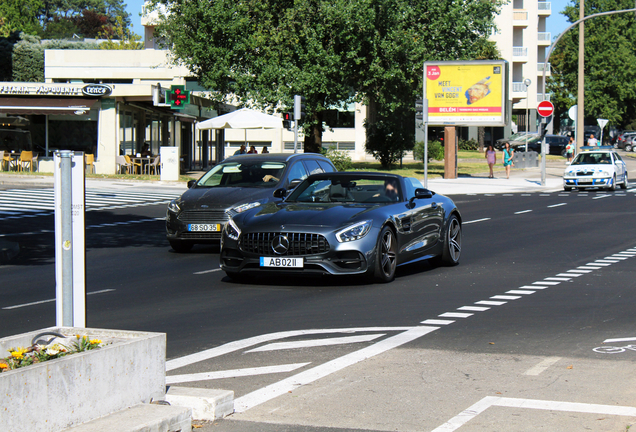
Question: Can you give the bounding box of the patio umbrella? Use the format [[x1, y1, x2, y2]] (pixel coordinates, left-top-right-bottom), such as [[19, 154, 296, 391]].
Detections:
[[195, 108, 282, 130]]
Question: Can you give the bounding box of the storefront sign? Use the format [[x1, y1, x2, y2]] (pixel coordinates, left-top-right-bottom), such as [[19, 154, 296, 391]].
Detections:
[[82, 84, 112, 97], [422, 61, 508, 126], [0, 83, 111, 97]]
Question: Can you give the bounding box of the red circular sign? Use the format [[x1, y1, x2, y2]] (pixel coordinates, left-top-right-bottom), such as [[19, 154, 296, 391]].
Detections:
[[427, 66, 441, 80], [537, 100, 554, 117]]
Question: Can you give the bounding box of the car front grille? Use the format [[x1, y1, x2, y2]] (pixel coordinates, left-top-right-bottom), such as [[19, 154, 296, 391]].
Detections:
[[240, 232, 330, 256], [180, 232, 223, 240], [177, 210, 229, 223], [577, 172, 593, 176]]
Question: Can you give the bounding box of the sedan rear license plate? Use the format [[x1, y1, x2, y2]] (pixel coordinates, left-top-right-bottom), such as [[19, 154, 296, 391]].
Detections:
[[187, 223, 221, 232], [260, 257, 304, 268]]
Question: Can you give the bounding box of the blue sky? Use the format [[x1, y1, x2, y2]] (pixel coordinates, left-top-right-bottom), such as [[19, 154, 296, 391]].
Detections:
[[126, 0, 574, 42]]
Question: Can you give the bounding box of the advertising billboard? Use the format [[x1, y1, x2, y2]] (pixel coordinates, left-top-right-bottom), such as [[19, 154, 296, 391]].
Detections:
[[423, 60, 508, 126]]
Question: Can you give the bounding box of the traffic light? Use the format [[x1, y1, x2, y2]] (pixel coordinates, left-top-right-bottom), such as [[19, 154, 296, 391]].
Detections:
[[294, 95, 306, 120], [415, 99, 423, 121], [282, 112, 293, 130]]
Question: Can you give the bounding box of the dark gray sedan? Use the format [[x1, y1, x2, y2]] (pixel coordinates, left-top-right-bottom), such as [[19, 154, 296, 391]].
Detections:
[[220, 172, 461, 283], [166, 153, 335, 252]]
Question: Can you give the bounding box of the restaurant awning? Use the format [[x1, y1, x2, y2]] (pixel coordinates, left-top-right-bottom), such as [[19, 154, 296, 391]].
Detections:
[[0, 97, 97, 115]]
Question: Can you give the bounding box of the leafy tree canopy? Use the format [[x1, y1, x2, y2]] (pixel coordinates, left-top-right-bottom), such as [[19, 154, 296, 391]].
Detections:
[[151, 0, 500, 156], [549, 0, 636, 130], [0, 0, 43, 37]]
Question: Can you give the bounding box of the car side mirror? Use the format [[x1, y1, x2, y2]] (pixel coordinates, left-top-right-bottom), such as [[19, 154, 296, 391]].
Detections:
[[288, 179, 303, 190], [414, 188, 433, 199], [273, 188, 287, 198], [187, 180, 197, 188]]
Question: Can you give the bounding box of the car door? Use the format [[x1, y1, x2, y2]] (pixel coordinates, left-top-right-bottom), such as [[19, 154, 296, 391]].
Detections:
[[612, 152, 627, 182], [394, 178, 443, 262]]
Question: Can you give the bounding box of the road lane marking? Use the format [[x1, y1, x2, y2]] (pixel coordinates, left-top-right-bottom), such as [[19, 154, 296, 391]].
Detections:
[[233, 326, 439, 412], [457, 306, 490, 312], [421, 319, 455, 325], [2, 289, 116, 310], [547, 203, 566, 208], [506, 290, 535, 295], [514, 210, 532, 214], [595, 259, 619, 263], [588, 262, 612, 266], [608, 255, 629, 260], [577, 266, 601, 270], [569, 269, 592, 273], [432, 396, 636, 432], [523, 356, 562, 376], [194, 268, 222, 275], [439, 312, 473, 318], [535, 281, 561, 285], [463, 218, 491, 224], [520, 285, 547, 289], [491, 295, 521, 300], [166, 363, 311, 385], [603, 337, 636, 343], [165, 327, 413, 371], [544, 277, 571, 281], [593, 194, 611, 200], [246, 334, 385, 353], [476, 300, 507, 306], [558, 273, 582, 277]]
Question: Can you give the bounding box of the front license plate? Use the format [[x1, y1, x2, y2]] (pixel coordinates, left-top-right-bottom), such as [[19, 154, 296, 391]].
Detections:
[[260, 257, 304, 268], [187, 223, 221, 232]]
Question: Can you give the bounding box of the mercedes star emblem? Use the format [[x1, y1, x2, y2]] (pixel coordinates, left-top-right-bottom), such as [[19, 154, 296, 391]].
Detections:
[[271, 235, 290, 255]]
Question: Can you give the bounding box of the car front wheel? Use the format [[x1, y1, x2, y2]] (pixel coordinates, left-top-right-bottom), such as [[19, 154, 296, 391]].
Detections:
[[621, 174, 629, 190], [373, 226, 397, 283], [607, 175, 616, 192], [626, 144, 633, 152]]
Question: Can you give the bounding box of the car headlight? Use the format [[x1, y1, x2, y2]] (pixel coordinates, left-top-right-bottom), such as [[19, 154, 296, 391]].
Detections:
[[232, 202, 261, 213], [597, 170, 610, 177], [564, 171, 576, 178], [225, 218, 241, 241], [167, 199, 181, 214], [336, 220, 372, 243]]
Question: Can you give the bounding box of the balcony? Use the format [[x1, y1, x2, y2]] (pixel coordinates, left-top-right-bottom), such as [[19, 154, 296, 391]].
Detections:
[[512, 47, 528, 62], [513, 10, 529, 26], [538, 1, 551, 15], [538, 32, 551, 45], [537, 93, 551, 102], [512, 82, 529, 94], [537, 62, 552, 76]]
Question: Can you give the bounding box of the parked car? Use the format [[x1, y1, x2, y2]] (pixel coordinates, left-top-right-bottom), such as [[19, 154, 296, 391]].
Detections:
[[166, 153, 336, 252], [615, 131, 636, 151], [496, 132, 536, 150], [510, 134, 569, 155], [220, 172, 462, 283], [563, 146, 629, 191]]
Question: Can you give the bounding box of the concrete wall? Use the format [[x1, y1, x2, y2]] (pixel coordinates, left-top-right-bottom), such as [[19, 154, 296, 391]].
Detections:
[[0, 326, 166, 432]]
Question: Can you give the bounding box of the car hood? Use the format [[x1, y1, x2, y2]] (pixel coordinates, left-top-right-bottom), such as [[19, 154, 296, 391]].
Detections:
[[236, 202, 378, 231], [565, 164, 614, 175], [177, 186, 276, 211]]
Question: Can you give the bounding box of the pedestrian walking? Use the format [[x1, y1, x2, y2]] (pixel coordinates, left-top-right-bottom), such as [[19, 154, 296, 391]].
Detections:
[[502, 142, 514, 179], [566, 136, 574, 163], [485, 145, 496, 178]]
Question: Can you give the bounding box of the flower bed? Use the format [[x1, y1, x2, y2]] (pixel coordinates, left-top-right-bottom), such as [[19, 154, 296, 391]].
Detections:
[[0, 326, 166, 432]]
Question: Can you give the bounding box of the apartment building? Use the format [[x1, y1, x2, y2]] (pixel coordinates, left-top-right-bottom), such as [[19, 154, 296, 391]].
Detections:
[[490, 0, 552, 137]]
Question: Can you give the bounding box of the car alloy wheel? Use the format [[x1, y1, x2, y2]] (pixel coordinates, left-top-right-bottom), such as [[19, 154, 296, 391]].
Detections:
[[374, 226, 397, 283], [621, 174, 629, 190], [607, 175, 616, 192], [626, 144, 633, 152], [438, 215, 461, 266]]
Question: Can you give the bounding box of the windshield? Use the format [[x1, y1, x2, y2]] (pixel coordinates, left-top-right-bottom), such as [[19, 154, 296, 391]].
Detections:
[[287, 176, 402, 204], [571, 153, 612, 165], [196, 161, 286, 187]]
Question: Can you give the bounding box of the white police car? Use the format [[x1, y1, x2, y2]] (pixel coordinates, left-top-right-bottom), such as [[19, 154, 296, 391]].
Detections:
[[563, 146, 629, 191]]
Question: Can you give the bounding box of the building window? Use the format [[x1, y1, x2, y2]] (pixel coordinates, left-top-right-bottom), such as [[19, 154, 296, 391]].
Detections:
[[322, 142, 355, 151]]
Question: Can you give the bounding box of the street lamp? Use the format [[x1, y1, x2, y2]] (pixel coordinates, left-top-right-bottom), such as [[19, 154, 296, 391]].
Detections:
[[524, 78, 531, 152]]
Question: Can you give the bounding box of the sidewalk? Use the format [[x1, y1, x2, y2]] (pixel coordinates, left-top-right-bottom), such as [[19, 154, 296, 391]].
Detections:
[[0, 163, 567, 195]]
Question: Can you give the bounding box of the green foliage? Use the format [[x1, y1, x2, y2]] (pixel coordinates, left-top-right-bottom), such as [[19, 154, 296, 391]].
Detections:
[[99, 16, 143, 50], [152, 0, 501, 154], [458, 138, 479, 151], [9, 32, 98, 82], [549, 0, 636, 129], [0, 0, 43, 37], [364, 105, 415, 169], [321, 146, 353, 171], [38, 0, 131, 39], [413, 140, 444, 161]]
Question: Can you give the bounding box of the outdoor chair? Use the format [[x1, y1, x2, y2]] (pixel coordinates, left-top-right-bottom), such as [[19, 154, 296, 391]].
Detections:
[[144, 155, 160, 175], [124, 154, 141, 174], [116, 155, 132, 174], [17, 151, 34, 172], [85, 154, 95, 174]]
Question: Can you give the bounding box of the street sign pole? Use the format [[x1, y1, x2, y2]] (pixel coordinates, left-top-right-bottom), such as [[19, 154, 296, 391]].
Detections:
[[537, 101, 554, 186]]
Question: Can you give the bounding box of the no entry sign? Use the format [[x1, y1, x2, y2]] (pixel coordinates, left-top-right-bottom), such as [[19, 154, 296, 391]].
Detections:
[[537, 100, 554, 117]]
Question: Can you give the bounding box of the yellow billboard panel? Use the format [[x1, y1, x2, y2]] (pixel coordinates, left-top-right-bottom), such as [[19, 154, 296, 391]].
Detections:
[[423, 61, 508, 126]]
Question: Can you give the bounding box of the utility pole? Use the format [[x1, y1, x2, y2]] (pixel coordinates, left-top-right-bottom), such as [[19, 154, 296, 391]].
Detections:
[[577, 0, 585, 151]]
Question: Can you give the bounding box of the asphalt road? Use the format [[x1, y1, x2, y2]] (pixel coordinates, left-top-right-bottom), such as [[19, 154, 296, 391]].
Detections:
[[1, 187, 635, 431]]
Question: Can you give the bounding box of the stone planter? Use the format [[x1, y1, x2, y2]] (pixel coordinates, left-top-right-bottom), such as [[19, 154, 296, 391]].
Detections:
[[0, 326, 166, 432]]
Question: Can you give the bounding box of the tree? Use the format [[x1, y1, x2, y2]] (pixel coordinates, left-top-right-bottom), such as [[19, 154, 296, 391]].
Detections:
[[99, 16, 143, 49], [0, 0, 43, 37], [38, 0, 131, 39], [548, 0, 636, 129], [151, 0, 500, 157]]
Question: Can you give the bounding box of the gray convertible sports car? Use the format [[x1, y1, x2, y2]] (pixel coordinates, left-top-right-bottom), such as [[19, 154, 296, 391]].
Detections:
[[220, 172, 462, 283]]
